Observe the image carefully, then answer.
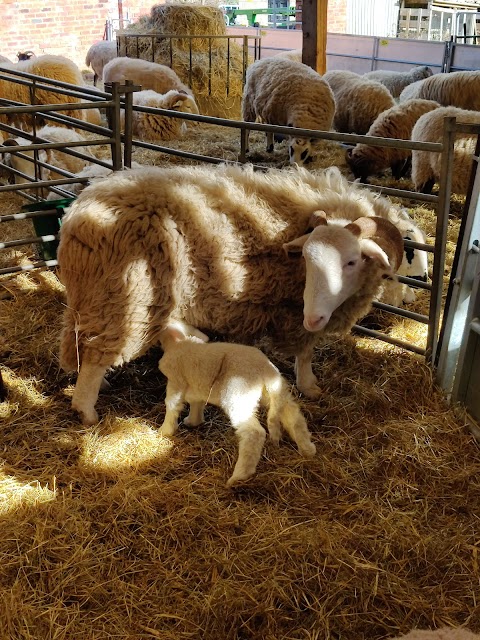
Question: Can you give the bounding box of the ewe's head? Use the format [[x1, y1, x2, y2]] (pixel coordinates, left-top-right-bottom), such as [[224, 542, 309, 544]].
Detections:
[[345, 147, 374, 183], [288, 136, 316, 166], [163, 90, 199, 115], [283, 211, 403, 333], [2, 137, 48, 184]]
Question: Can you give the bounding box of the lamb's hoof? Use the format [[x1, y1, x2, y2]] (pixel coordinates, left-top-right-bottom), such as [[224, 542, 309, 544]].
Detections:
[[226, 472, 254, 488], [159, 423, 177, 437], [99, 377, 111, 391], [184, 415, 204, 427], [299, 441, 317, 458]]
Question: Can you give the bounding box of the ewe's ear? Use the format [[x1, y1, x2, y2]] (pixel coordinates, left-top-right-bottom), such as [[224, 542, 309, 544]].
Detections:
[[282, 234, 310, 257], [360, 238, 392, 274]]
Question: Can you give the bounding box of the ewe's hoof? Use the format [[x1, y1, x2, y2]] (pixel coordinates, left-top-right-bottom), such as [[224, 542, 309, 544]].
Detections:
[[226, 472, 254, 488], [74, 406, 99, 426], [159, 424, 177, 437], [297, 384, 322, 400]]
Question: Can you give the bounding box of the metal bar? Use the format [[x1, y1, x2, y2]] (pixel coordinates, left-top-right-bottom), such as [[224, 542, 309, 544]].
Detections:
[[371, 300, 429, 324], [470, 318, 480, 336], [0, 234, 57, 249], [0, 260, 58, 275], [427, 116, 457, 362], [352, 325, 426, 356], [0, 209, 63, 223], [123, 80, 134, 168]]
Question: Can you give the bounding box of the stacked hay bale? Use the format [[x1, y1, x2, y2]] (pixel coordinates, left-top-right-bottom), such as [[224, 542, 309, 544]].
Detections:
[[118, 2, 249, 118]]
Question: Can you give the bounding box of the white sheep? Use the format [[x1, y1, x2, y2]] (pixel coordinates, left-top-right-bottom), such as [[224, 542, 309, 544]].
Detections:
[[274, 49, 302, 64], [363, 65, 433, 98], [399, 70, 480, 110], [129, 89, 199, 141], [389, 629, 480, 640], [345, 99, 440, 182], [0, 54, 92, 126], [323, 69, 395, 135], [45, 161, 144, 199], [411, 106, 480, 195], [2, 125, 94, 184], [57, 164, 408, 425], [158, 321, 316, 487], [103, 57, 193, 96], [85, 40, 117, 86], [242, 56, 335, 165], [0, 55, 13, 65]]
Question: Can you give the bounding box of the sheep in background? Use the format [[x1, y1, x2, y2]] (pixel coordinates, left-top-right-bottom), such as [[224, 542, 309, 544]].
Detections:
[[242, 56, 335, 165], [57, 164, 407, 425], [0, 55, 13, 65], [399, 70, 480, 110], [345, 99, 440, 182], [0, 54, 89, 126], [2, 125, 94, 184], [85, 41, 117, 86], [158, 322, 316, 487], [363, 65, 433, 98], [17, 51, 35, 61], [103, 57, 193, 96], [389, 629, 480, 640], [45, 161, 145, 200], [129, 89, 199, 141], [274, 49, 302, 64], [411, 106, 480, 194], [323, 69, 395, 135]]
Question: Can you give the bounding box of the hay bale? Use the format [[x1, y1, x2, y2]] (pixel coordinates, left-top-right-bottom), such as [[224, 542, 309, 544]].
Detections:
[[118, 2, 248, 118]]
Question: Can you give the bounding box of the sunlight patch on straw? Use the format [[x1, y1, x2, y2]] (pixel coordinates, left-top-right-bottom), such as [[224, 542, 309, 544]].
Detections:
[[79, 418, 174, 473], [0, 470, 56, 515]]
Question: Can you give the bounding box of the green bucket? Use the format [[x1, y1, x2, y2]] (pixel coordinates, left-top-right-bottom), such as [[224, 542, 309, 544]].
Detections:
[[21, 197, 75, 261]]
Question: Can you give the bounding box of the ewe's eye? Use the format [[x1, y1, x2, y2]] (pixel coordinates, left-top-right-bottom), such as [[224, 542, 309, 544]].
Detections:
[[345, 260, 357, 268]]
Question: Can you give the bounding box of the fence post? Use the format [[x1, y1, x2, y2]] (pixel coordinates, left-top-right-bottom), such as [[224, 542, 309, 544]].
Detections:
[[427, 116, 456, 363], [123, 80, 134, 169], [105, 81, 123, 172]]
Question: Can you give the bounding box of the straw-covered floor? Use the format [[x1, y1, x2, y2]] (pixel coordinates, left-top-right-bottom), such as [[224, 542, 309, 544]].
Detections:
[[0, 126, 479, 639]]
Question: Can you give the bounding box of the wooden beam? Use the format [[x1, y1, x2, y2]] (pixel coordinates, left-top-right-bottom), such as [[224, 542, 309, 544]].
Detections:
[[302, 0, 328, 74]]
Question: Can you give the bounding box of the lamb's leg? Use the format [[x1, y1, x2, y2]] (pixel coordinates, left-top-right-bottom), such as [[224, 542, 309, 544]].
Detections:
[[278, 396, 316, 458], [227, 417, 267, 487], [295, 344, 321, 400], [184, 401, 206, 426], [159, 382, 185, 436], [72, 362, 108, 425]]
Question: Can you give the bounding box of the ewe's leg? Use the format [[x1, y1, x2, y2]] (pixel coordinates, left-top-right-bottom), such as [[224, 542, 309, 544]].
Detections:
[[279, 397, 316, 458], [227, 417, 267, 487], [295, 344, 321, 399], [72, 362, 108, 425], [160, 382, 185, 436], [184, 401, 206, 427]]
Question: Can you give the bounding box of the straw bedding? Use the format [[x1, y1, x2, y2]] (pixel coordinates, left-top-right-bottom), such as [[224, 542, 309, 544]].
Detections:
[[0, 127, 479, 639], [118, 3, 248, 118]]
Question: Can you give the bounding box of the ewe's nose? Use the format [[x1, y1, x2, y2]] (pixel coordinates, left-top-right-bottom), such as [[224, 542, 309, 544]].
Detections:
[[303, 314, 328, 332]]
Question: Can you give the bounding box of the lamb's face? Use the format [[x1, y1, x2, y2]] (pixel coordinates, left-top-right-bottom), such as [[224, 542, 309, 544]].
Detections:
[[288, 137, 315, 165]]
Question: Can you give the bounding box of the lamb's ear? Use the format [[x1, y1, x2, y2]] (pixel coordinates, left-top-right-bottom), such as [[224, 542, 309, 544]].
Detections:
[[308, 210, 328, 229], [163, 325, 186, 343], [3, 138, 19, 147], [167, 92, 188, 109], [360, 238, 392, 274], [282, 234, 310, 257]]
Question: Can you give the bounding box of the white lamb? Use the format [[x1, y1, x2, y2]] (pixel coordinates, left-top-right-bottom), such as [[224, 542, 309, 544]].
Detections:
[[398, 70, 480, 110], [323, 69, 395, 135], [85, 40, 117, 86], [129, 89, 199, 141], [241, 56, 335, 165], [103, 57, 193, 96], [2, 125, 94, 184], [57, 164, 409, 425], [363, 65, 433, 98], [158, 322, 316, 487], [411, 106, 480, 195], [345, 99, 440, 182]]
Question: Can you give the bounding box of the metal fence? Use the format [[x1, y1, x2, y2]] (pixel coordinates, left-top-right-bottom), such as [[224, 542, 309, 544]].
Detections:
[[0, 71, 477, 364]]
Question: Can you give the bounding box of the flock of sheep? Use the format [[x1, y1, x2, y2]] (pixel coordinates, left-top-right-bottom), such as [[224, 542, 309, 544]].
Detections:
[[0, 39, 479, 485]]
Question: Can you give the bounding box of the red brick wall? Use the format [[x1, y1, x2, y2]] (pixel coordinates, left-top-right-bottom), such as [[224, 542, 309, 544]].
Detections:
[[0, 0, 151, 71], [295, 0, 348, 33]]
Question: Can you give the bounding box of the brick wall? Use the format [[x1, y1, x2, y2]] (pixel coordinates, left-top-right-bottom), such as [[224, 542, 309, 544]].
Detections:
[[0, 0, 151, 71], [295, 0, 348, 33]]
